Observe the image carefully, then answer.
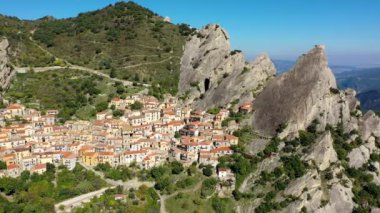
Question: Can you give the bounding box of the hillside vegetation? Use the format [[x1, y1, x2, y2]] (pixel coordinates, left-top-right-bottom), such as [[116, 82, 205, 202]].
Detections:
[[0, 164, 107, 213], [0, 15, 55, 67], [1, 1, 195, 96], [5, 69, 143, 121], [32, 1, 193, 95], [1, 1, 198, 119]]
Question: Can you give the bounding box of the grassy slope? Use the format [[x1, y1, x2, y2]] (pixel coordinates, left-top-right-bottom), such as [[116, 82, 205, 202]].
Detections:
[[0, 15, 55, 67], [5, 69, 142, 121]]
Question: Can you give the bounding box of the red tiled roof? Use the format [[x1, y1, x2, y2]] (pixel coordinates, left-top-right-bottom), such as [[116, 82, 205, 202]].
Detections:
[[7, 104, 22, 110], [83, 152, 97, 157], [98, 151, 114, 156], [210, 147, 232, 153], [33, 163, 46, 170], [7, 164, 19, 170]]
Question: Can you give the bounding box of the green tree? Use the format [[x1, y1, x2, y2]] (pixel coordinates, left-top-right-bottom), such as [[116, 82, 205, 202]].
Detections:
[[281, 155, 306, 179], [130, 101, 143, 110], [96, 102, 108, 112], [171, 161, 184, 174], [112, 109, 124, 117], [174, 131, 180, 138], [0, 161, 6, 170], [299, 130, 316, 146], [202, 165, 213, 177], [109, 69, 116, 78]]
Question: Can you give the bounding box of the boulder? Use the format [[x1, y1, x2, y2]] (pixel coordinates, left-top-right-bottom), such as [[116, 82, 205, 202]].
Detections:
[[305, 132, 338, 171], [316, 183, 354, 213], [359, 111, 380, 141], [348, 137, 377, 168], [284, 170, 321, 197]]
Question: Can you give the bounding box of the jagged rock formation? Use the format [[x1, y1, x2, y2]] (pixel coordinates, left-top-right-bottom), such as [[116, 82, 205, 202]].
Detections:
[[282, 166, 355, 213], [316, 182, 355, 213], [304, 132, 338, 171], [348, 136, 377, 168], [236, 44, 380, 213], [0, 37, 14, 90], [359, 111, 380, 141], [283, 170, 323, 212], [252, 45, 358, 137], [346, 111, 380, 168], [179, 24, 275, 110]]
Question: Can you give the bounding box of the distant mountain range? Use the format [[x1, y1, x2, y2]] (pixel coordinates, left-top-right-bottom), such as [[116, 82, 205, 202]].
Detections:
[[335, 67, 380, 93], [273, 59, 357, 75], [336, 68, 380, 111], [273, 60, 380, 112]]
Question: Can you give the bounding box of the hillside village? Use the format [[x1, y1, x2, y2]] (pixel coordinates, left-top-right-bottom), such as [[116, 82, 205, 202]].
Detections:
[[0, 94, 251, 186]]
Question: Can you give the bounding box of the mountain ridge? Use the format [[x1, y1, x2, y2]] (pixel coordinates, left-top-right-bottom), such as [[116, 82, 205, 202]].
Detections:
[[1, 2, 380, 213]]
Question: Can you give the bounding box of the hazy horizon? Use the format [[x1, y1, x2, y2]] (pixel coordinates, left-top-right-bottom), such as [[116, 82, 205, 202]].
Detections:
[[1, 0, 379, 67]]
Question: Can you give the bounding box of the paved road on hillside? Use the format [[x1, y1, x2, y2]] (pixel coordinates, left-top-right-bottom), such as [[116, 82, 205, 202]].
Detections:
[[14, 65, 150, 87], [55, 187, 113, 212], [53, 162, 155, 212]]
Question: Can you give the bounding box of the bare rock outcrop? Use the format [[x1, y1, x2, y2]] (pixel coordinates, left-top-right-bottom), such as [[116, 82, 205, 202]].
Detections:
[[359, 111, 380, 141], [252, 45, 357, 137], [283, 170, 323, 212], [284, 170, 321, 197], [178, 24, 275, 110], [316, 183, 354, 213], [0, 37, 14, 90], [304, 132, 338, 171], [348, 136, 377, 168]]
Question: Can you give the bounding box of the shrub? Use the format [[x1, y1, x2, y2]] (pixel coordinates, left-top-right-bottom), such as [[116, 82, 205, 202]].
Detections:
[[276, 123, 287, 133], [281, 155, 306, 179], [130, 101, 143, 110], [202, 165, 213, 177], [201, 178, 217, 198], [263, 137, 280, 156], [299, 130, 316, 146], [241, 67, 250, 75], [170, 161, 184, 174], [95, 102, 108, 112], [207, 107, 220, 115], [330, 88, 340, 94]]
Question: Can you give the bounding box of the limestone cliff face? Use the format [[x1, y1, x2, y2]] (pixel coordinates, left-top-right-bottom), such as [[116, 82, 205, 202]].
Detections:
[[179, 24, 275, 110], [0, 37, 14, 90], [304, 132, 338, 171], [359, 111, 380, 141], [252, 45, 357, 137]]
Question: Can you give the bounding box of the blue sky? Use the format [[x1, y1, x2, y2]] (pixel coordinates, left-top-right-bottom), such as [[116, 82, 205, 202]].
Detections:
[[1, 0, 379, 67]]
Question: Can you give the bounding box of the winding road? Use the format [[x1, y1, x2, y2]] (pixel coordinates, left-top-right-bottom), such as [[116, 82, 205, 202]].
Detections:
[[14, 64, 150, 87], [54, 187, 114, 212], [54, 162, 155, 212]]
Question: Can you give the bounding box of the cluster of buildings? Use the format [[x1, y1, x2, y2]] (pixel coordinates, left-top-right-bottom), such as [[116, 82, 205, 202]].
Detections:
[[0, 94, 253, 181]]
